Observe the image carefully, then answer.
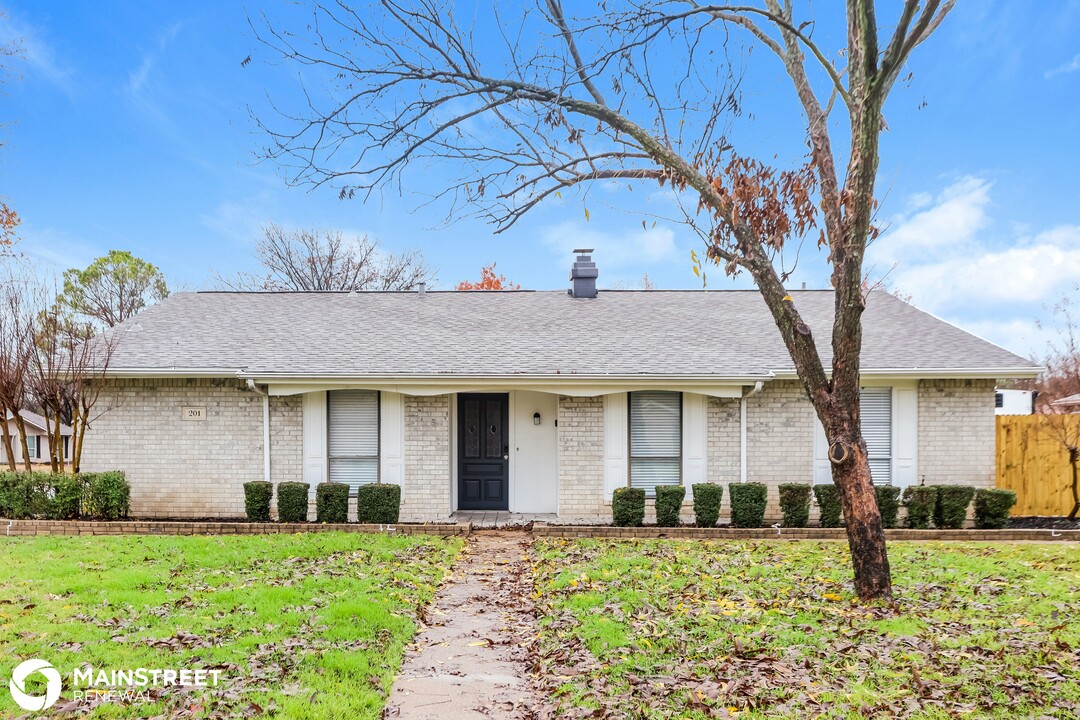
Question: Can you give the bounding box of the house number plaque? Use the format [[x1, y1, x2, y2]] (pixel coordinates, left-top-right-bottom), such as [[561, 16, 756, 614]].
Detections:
[[182, 406, 206, 421]]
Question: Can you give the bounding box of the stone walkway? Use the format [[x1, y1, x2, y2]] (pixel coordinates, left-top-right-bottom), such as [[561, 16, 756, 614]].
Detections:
[[449, 511, 558, 528], [384, 532, 543, 719]]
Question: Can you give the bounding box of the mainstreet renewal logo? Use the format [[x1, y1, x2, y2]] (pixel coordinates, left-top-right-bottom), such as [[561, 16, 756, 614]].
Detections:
[[9, 659, 61, 712], [7, 659, 223, 711]]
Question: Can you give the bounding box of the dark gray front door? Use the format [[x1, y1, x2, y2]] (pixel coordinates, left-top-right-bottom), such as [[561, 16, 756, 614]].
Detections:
[[458, 393, 509, 510]]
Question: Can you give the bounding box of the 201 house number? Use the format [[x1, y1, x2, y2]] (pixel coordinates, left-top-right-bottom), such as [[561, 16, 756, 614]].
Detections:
[[183, 406, 206, 420]]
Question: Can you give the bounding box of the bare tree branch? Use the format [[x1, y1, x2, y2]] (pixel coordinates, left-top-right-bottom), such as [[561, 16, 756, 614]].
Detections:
[[252, 0, 955, 601], [218, 224, 436, 292]]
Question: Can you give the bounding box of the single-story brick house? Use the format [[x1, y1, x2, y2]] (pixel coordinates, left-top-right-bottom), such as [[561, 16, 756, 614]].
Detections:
[[2, 410, 73, 466], [81, 252, 1039, 521]]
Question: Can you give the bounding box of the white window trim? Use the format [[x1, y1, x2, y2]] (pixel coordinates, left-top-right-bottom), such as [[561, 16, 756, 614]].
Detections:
[[813, 381, 918, 489], [628, 390, 683, 495], [327, 389, 381, 494]]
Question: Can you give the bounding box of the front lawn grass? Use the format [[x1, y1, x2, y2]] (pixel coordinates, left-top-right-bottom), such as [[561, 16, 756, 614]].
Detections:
[[0, 532, 461, 719], [532, 540, 1080, 719]]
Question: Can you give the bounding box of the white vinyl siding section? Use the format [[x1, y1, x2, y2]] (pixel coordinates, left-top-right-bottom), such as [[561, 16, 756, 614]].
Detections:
[[302, 392, 328, 485], [379, 392, 405, 487], [893, 387, 917, 488], [681, 393, 708, 486], [860, 387, 892, 485], [629, 391, 682, 494], [603, 393, 629, 497], [328, 390, 379, 492]]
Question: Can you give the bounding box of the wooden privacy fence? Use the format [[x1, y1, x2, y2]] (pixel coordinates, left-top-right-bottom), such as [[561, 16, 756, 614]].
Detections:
[[996, 414, 1080, 516]]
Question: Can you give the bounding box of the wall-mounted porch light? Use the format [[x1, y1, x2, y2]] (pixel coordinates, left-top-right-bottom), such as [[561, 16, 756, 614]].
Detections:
[[533, 412, 542, 425]]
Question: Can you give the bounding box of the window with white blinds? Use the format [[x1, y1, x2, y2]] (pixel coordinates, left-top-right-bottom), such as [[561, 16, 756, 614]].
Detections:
[[860, 387, 892, 485], [328, 390, 379, 493], [629, 391, 682, 494]]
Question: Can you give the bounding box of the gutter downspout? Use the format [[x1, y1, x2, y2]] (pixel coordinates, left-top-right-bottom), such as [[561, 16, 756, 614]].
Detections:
[[247, 379, 271, 483], [739, 381, 764, 484]]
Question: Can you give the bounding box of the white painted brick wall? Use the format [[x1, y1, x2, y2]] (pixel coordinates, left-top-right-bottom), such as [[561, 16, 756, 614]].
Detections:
[[401, 394, 451, 519], [81, 378, 302, 518], [917, 379, 995, 487]]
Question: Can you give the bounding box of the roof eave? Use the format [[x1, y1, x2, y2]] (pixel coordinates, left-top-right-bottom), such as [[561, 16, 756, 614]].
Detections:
[[771, 366, 1044, 380]]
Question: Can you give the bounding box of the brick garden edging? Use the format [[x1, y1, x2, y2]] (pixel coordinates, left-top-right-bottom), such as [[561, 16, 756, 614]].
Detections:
[[4, 519, 1078, 542], [2, 519, 471, 538], [531, 523, 1080, 542]]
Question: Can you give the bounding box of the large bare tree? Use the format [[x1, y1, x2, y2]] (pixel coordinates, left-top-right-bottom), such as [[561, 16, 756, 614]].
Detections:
[[0, 267, 38, 470], [220, 224, 435, 291], [255, 0, 954, 600]]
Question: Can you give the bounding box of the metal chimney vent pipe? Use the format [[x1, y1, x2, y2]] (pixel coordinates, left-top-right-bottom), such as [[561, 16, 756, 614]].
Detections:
[[569, 248, 598, 298]]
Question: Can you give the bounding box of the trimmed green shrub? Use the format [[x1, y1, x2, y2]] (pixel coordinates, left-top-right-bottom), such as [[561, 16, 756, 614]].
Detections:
[[277, 482, 310, 522], [875, 485, 902, 529], [24, 473, 56, 518], [973, 488, 1017, 529], [933, 485, 975, 529], [85, 471, 130, 520], [612, 487, 645, 527], [0, 470, 129, 520], [316, 482, 350, 523], [813, 484, 842, 528], [0, 472, 33, 519], [243, 481, 273, 522], [691, 483, 723, 528], [778, 484, 812, 528], [356, 483, 401, 524], [52, 474, 87, 519], [654, 485, 685, 527], [728, 482, 768, 528], [902, 485, 937, 529]]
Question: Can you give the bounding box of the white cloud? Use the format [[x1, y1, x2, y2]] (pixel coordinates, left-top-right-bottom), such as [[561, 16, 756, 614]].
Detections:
[[539, 219, 678, 268], [13, 225, 97, 272], [945, 318, 1051, 362], [880, 192, 1080, 312], [125, 22, 184, 136], [199, 197, 271, 246], [1046, 52, 1080, 79], [870, 175, 992, 267], [0, 13, 74, 94], [869, 176, 1080, 359]]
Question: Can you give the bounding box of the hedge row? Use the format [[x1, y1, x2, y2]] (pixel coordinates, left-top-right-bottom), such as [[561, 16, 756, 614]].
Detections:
[[903, 485, 1016, 529], [0, 471, 130, 520], [610, 481, 1016, 530], [612, 482, 772, 528], [812, 485, 903, 529], [242, 481, 402, 524]]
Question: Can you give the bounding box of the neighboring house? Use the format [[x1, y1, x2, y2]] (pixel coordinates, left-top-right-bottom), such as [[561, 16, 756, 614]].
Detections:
[[1, 410, 73, 466], [995, 388, 1035, 415], [81, 252, 1041, 521], [1051, 393, 1080, 412]]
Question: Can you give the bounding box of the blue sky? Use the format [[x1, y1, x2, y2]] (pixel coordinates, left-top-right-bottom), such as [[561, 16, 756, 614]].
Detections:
[[1, 2, 1078, 360]]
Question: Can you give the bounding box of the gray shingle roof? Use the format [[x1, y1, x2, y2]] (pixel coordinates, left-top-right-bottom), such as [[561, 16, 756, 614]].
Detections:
[[5, 410, 74, 435], [101, 289, 1038, 379]]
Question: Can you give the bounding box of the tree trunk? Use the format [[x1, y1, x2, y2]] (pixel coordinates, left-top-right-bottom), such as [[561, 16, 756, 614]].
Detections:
[[0, 410, 15, 471], [72, 408, 87, 474], [12, 414, 32, 471], [831, 443, 892, 599]]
